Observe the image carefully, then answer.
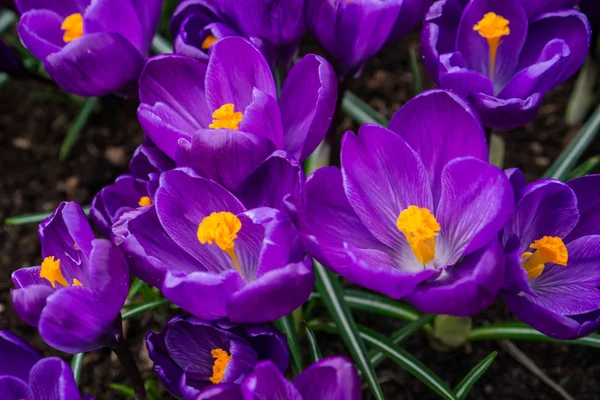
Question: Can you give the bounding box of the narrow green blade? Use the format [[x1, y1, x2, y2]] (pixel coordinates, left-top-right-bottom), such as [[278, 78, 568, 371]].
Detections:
[[454, 352, 497, 400], [121, 299, 171, 320], [5, 205, 90, 225], [276, 313, 303, 375], [304, 321, 323, 364], [70, 353, 84, 383], [59, 97, 99, 161]]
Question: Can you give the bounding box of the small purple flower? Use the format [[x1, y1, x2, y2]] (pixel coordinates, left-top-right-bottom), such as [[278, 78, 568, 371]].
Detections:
[[421, 0, 590, 129], [91, 137, 174, 239], [0, 330, 84, 399], [138, 36, 336, 171], [15, 0, 163, 97], [501, 171, 600, 339], [115, 167, 314, 322], [304, 0, 404, 77], [295, 89, 514, 316], [146, 315, 289, 399], [11, 202, 129, 354], [195, 356, 360, 400]]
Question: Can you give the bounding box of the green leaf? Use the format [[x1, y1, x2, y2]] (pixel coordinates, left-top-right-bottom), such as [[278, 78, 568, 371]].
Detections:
[[314, 262, 385, 400], [127, 278, 146, 300], [70, 353, 84, 383], [121, 299, 171, 320], [0, 10, 17, 35], [454, 352, 497, 400], [276, 313, 303, 375], [304, 321, 323, 364], [5, 205, 90, 225], [341, 91, 389, 126], [409, 47, 422, 95], [310, 289, 426, 329], [110, 383, 135, 398], [489, 132, 505, 169], [567, 155, 600, 179], [59, 97, 100, 161], [468, 322, 600, 348], [369, 313, 435, 368], [543, 103, 600, 180], [152, 34, 173, 54]]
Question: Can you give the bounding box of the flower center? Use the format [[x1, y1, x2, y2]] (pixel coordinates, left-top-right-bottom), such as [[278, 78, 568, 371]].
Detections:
[[198, 212, 242, 274], [138, 196, 152, 207], [521, 236, 568, 279], [209, 104, 243, 130], [61, 13, 84, 43], [473, 12, 510, 80], [202, 35, 218, 50], [209, 348, 232, 384], [396, 206, 440, 265], [40, 256, 83, 288]]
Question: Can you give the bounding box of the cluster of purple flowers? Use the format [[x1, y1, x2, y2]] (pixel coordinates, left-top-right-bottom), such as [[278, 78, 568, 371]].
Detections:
[[4, 0, 600, 398]]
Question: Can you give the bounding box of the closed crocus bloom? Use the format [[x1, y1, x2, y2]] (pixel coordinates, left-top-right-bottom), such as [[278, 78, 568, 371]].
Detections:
[[146, 315, 289, 400], [138, 36, 336, 179], [387, 0, 435, 44], [421, 0, 590, 129], [0, 331, 85, 400], [115, 167, 314, 322], [11, 202, 129, 354], [15, 0, 163, 97], [91, 137, 174, 238], [501, 171, 600, 339], [296, 90, 514, 316], [305, 0, 403, 77]]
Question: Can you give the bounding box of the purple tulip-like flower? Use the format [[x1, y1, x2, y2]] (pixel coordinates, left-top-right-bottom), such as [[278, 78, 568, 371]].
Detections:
[[421, 0, 590, 129], [0, 330, 84, 399], [15, 0, 163, 97], [114, 167, 314, 322], [138, 36, 336, 174], [146, 315, 289, 399], [193, 356, 359, 400], [91, 137, 174, 239], [295, 89, 514, 316], [305, 0, 404, 77], [501, 171, 600, 339], [11, 202, 129, 354]]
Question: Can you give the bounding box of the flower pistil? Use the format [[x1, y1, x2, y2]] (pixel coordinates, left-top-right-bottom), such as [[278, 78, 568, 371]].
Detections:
[[209, 104, 243, 130], [209, 348, 232, 384], [202, 35, 218, 49], [397, 206, 441, 265], [473, 12, 510, 80], [521, 236, 568, 279], [40, 256, 83, 288], [198, 212, 242, 274], [61, 13, 84, 43]]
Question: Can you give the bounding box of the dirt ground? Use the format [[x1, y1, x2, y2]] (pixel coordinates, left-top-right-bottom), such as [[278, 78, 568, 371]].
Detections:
[[1, 33, 599, 399]]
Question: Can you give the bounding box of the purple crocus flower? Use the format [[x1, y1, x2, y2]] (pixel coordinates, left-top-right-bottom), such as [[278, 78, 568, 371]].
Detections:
[[501, 171, 600, 339], [387, 0, 435, 44], [114, 167, 314, 322], [138, 36, 336, 173], [91, 137, 174, 239], [295, 89, 514, 316], [0, 330, 84, 399], [195, 357, 359, 400], [305, 0, 404, 77], [421, 0, 590, 129], [15, 0, 163, 97], [146, 315, 289, 399], [11, 202, 129, 354]]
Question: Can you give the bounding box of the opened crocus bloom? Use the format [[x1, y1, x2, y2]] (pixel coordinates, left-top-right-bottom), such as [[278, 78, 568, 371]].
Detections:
[[0, 331, 86, 399], [114, 167, 314, 322], [146, 315, 289, 400], [15, 0, 162, 97], [11, 202, 129, 354], [421, 0, 590, 129], [501, 171, 600, 339], [296, 90, 514, 316]]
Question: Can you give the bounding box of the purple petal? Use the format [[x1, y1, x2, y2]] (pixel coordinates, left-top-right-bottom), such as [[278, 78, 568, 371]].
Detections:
[[502, 235, 535, 295], [28, 357, 80, 400], [40, 201, 94, 262], [146, 329, 184, 398], [294, 357, 360, 400], [279, 54, 337, 161], [83, 0, 144, 53], [17, 10, 63, 60], [470, 92, 543, 130], [566, 175, 600, 240], [437, 54, 495, 100], [128, 0, 163, 53], [388, 89, 487, 204], [407, 240, 504, 316], [11, 285, 54, 327], [12, 266, 48, 288], [519, 0, 579, 20], [198, 384, 242, 400], [16, 0, 80, 16], [0, 331, 41, 381], [341, 126, 433, 251], [0, 376, 29, 399], [505, 168, 526, 202], [44, 32, 144, 97], [241, 361, 303, 400], [388, 0, 434, 43], [237, 88, 284, 149]]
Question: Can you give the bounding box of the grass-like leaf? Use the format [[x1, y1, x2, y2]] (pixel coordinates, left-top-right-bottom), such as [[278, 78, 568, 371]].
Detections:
[[59, 97, 99, 161], [453, 352, 497, 400], [276, 313, 303, 375], [121, 299, 171, 320], [314, 262, 384, 400], [409, 47, 422, 95], [5, 205, 90, 225], [70, 353, 84, 383], [110, 383, 135, 398], [342, 91, 389, 126], [304, 321, 322, 364], [567, 155, 600, 179]]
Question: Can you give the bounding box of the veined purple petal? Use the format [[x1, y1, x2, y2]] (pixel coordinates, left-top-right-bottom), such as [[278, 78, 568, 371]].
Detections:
[[16, 0, 80, 16], [28, 357, 80, 400], [294, 356, 360, 400], [17, 9, 63, 60], [11, 285, 54, 327], [518, 0, 579, 20], [470, 91, 543, 130], [566, 175, 600, 241], [83, 0, 144, 54], [0, 331, 41, 382], [241, 361, 303, 400], [0, 376, 30, 399]]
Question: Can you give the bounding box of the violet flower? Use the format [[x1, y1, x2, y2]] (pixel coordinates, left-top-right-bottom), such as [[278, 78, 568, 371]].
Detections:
[[146, 315, 289, 399], [91, 137, 174, 239], [501, 171, 600, 339], [295, 90, 514, 316], [194, 357, 360, 400], [0, 331, 84, 399], [138, 36, 336, 171], [421, 0, 590, 129], [387, 0, 435, 44], [11, 202, 129, 353], [304, 0, 404, 77], [15, 0, 163, 97], [114, 167, 314, 322]]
